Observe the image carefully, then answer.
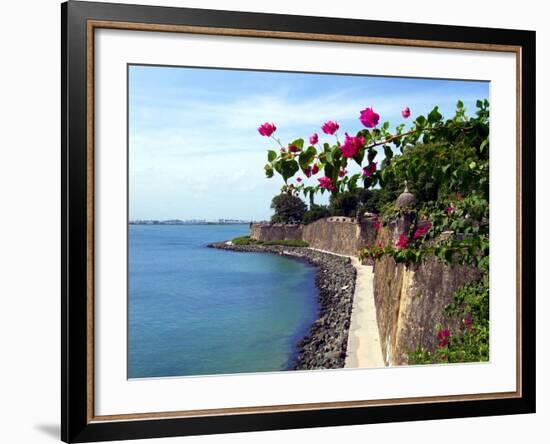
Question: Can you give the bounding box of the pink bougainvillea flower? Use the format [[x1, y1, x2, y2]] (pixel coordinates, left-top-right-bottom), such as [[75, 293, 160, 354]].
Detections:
[[437, 328, 451, 347], [296, 177, 302, 183], [340, 133, 366, 158], [309, 133, 319, 145], [401, 107, 411, 118], [413, 222, 432, 240], [374, 221, 381, 231], [338, 168, 347, 177], [359, 107, 380, 128], [318, 176, 335, 191], [362, 162, 377, 177], [280, 147, 286, 153], [288, 144, 300, 153], [257, 122, 276, 137], [311, 164, 320, 175], [446, 206, 455, 216], [303, 167, 312, 178], [321, 120, 340, 135], [395, 233, 410, 249]]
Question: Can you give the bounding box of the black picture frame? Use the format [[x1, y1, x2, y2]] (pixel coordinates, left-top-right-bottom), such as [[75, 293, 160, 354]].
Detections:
[[62, 1, 536, 442]]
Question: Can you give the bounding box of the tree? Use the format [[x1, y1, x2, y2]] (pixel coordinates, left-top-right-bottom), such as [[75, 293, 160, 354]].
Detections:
[[303, 204, 330, 224], [270, 193, 306, 223], [328, 188, 383, 216], [328, 191, 359, 217]]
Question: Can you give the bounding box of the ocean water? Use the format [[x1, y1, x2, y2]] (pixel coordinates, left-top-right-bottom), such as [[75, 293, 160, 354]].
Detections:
[[128, 224, 319, 378]]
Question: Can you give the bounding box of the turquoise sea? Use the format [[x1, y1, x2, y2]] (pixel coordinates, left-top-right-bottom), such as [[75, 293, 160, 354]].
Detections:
[[128, 224, 319, 378]]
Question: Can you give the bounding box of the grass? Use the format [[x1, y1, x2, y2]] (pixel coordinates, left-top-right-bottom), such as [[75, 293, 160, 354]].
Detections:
[[262, 239, 309, 247], [231, 236, 309, 248], [232, 236, 254, 245]]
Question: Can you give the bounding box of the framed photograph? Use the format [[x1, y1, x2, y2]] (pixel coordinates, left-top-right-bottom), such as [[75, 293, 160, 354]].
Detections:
[[61, 1, 536, 442]]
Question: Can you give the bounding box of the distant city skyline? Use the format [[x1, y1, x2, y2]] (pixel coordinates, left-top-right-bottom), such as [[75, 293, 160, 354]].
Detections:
[[129, 218, 255, 225], [129, 65, 489, 220]]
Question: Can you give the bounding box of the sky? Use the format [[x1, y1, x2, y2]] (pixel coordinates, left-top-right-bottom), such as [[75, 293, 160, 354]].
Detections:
[[128, 65, 489, 221]]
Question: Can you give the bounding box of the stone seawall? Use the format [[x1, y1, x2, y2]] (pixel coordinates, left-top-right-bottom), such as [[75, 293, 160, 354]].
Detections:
[[250, 218, 378, 256], [302, 217, 377, 256], [372, 225, 481, 365], [250, 223, 303, 241]]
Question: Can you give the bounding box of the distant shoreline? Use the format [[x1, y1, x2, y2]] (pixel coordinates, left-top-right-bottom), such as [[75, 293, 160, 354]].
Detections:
[[129, 220, 252, 226], [208, 241, 357, 370]]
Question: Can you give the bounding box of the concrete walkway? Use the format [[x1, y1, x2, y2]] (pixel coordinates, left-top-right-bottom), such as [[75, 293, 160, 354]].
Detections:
[[344, 258, 386, 369], [308, 248, 385, 368]]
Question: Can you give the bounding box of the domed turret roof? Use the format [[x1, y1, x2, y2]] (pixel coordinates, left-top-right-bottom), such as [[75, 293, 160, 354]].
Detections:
[[395, 182, 416, 209]]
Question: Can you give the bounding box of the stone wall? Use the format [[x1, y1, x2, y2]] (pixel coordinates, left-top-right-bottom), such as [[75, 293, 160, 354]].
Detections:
[[250, 218, 378, 256], [372, 224, 480, 365], [250, 223, 303, 241], [302, 218, 377, 256]]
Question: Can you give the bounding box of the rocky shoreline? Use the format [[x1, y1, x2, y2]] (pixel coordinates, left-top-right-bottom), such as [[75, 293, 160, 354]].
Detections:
[[208, 241, 356, 370]]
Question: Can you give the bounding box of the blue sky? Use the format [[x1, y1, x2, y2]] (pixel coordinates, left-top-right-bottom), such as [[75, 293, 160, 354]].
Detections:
[[128, 65, 489, 220]]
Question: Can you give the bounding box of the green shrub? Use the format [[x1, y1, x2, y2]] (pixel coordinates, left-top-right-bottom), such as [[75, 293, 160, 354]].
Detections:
[[262, 239, 309, 247], [408, 276, 489, 365], [232, 236, 255, 245], [303, 204, 330, 224], [231, 236, 308, 248]]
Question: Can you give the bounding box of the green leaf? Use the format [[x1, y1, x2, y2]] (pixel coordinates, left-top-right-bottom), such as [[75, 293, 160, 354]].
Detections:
[[267, 150, 277, 163], [479, 139, 489, 153], [348, 173, 361, 192], [415, 115, 427, 127], [298, 146, 317, 170], [273, 160, 282, 175], [428, 106, 443, 124], [332, 145, 342, 161], [367, 149, 377, 163], [457, 100, 464, 109], [324, 163, 334, 181], [291, 138, 304, 150], [353, 147, 365, 166], [383, 145, 393, 160], [281, 159, 299, 182], [264, 164, 274, 178]]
